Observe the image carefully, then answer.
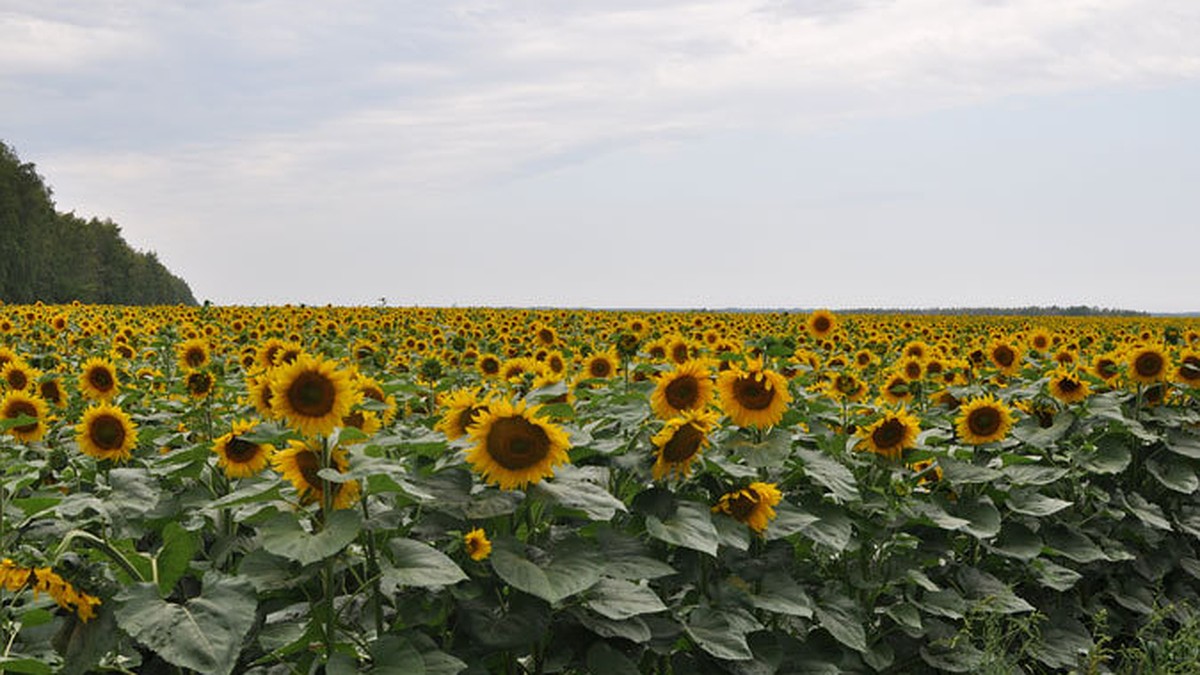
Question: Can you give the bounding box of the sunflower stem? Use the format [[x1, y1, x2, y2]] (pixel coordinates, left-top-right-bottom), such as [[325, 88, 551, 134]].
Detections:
[[319, 434, 336, 662], [360, 496, 384, 637]]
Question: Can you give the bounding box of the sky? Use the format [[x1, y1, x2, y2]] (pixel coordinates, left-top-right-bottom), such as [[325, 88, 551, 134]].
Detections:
[[2, 0, 1199, 312]]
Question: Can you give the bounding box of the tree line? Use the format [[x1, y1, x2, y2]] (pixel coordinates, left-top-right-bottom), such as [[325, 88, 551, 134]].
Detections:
[[0, 141, 196, 305]]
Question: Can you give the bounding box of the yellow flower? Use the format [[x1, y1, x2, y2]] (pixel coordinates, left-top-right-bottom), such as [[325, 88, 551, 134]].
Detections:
[[857, 408, 921, 461], [712, 482, 782, 534], [716, 358, 792, 429], [1, 390, 50, 443], [78, 357, 119, 401], [1127, 345, 1169, 385], [212, 419, 275, 479], [272, 439, 360, 510], [435, 388, 492, 440], [650, 360, 714, 420], [269, 354, 358, 437], [464, 528, 492, 561], [1048, 367, 1090, 404], [651, 409, 720, 480], [76, 403, 138, 462], [955, 394, 1016, 445], [465, 399, 571, 490], [176, 338, 211, 370]]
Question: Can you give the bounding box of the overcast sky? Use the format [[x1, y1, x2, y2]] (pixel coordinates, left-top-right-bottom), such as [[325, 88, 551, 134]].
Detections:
[[3, 1, 1199, 311]]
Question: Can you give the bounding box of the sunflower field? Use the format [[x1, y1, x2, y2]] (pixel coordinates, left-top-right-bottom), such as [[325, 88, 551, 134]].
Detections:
[[3, 304, 1200, 673]]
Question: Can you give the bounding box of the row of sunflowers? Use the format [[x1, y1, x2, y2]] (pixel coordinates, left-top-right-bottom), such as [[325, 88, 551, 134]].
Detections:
[[2, 304, 1200, 673]]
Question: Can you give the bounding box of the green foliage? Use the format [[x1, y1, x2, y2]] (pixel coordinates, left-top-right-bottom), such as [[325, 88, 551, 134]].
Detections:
[[0, 141, 196, 305]]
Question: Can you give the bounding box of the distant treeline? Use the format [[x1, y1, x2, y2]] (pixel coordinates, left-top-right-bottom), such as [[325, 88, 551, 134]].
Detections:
[[0, 142, 196, 305]]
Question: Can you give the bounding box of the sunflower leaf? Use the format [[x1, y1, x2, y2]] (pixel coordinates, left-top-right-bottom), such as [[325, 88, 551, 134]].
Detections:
[[645, 500, 720, 556], [258, 509, 362, 566], [796, 449, 860, 503], [489, 538, 603, 604], [382, 538, 467, 591]]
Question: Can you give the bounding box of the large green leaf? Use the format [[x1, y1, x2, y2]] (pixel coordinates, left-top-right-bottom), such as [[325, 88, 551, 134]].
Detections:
[[751, 571, 814, 618], [586, 641, 640, 675], [815, 592, 867, 653], [796, 449, 860, 502], [382, 538, 467, 591], [1077, 435, 1131, 474], [645, 501, 720, 556], [1166, 430, 1200, 459], [685, 608, 757, 661], [937, 457, 1002, 485], [1043, 526, 1108, 564], [954, 496, 1002, 539], [1124, 492, 1172, 530], [156, 521, 199, 596], [1001, 465, 1069, 486], [1012, 412, 1075, 449], [258, 509, 362, 566], [585, 578, 667, 620], [490, 539, 603, 604], [1147, 455, 1199, 494], [530, 467, 627, 521], [1004, 489, 1073, 517], [990, 521, 1043, 561], [1030, 558, 1082, 591], [114, 573, 256, 675], [800, 503, 854, 552]]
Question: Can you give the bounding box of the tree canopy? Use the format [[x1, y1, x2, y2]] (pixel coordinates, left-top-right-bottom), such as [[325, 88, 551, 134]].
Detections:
[[0, 141, 196, 305]]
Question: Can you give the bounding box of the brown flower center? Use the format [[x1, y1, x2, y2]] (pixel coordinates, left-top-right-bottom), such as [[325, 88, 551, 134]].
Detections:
[[967, 406, 1001, 437], [1135, 351, 1164, 378], [224, 437, 260, 463], [7, 371, 28, 390], [812, 316, 832, 334], [6, 400, 38, 433], [1058, 377, 1080, 393], [88, 367, 114, 392], [664, 375, 700, 410], [184, 347, 206, 368], [89, 414, 126, 450], [589, 359, 612, 378], [287, 371, 336, 417], [726, 491, 759, 521], [662, 423, 704, 463], [40, 381, 63, 405], [732, 375, 774, 411], [294, 449, 324, 491], [486, 417, 551, 470], [455, 406, 487, 435], [1180, 356, 1200, 382], [872, 418, 906, 450], [992, 346, 1015, 368]]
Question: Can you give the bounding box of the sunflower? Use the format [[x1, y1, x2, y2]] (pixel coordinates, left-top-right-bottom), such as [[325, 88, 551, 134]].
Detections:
[[176, 338, 210, 370], [1176, 352, 1200, 386], [341, 409, 381, 441], [76, 403, 138, 462], [879, 373, 913, 406], [269, 354, 358, 437], [38, 378, 67, 408], [464, 399, 571, 490], [581, 351, 619, 380], [1127, 345, 1169, 384], [1, 390, 49, 443], [477, 353, 502, 379], [246, 373, 277, 419], [435, 388, 492, 440], [857, 408, 921, 461], [184, 370, 215, 399], [1091, 353, 1121, 383], [272, 439, 360, 510], [257, 338, 288, 371], [464, 528, 492, 561], [78, 357, 119, 401], [212, 419, 275, 478], [650, 360, 715, 420], [807, 310, 837, 339], [1, 361, 37, 392], [651, 409, 720, 480], [716, 358, 792, 429], [897, 357, 925, 382], [1048, 367, 1090, 404], [955, 395, 1016, 445], [988, 340, 1022, 375], [712, 482, 782, 534], [355, 375, 398, 425], [826, 372, 868, 402]]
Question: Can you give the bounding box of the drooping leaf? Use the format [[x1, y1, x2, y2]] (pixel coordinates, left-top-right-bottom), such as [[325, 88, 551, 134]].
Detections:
[[1004, 489, 1074, 517], [490, 539, 603, 604], [750, 571, 814, 618], [796, 449, 860, 502], [585, 578, 667, 621], [258, 509, 362, 566], [382, 538, 467, 591], [685, 608, 756, 661], [645, 501, 720, 556], [815, 592, 867, 653], [1147, 455, 1199, 494]]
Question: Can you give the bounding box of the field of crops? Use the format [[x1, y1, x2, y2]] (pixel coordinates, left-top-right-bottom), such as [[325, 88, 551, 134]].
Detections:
[[2, 304, 1200, 673]]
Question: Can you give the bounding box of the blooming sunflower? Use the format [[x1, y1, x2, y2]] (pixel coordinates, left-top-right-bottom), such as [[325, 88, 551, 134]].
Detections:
[[581, 351, 619, 380], [269, 354, 358, 437], [477, 353, 502, 379], [1127, 345, 1169, 384], [212, 419, 275, 478], [879, 373, 913, 406], [650, 360, 715, 420], [38, 378, 67, 409], [1091, 353, 1121, 383], [716, 358, 792, 429], [1048, 367, 1090, 404], [1, 361, 37, 392], [1, 390, 49, 443], [464, 528, 492, 561], [712, 482, 782, 534], [988, 340, 1022, 375], [76, 403, 138, 462], [1176, 352, 1200, 386], [184, 370, 215, 399], [78, 357, 119, 401], [955, 395, 1016, 445], [807, 310, 837, 338], [827, 372, 868, 402], [272, 439, 360, 510], [464, 399, 571, 490], [435, 388, 492, 440], [341, 409, 381, 442], [651, 409, 720, 480], [246, 373, 277, 419], [857, 408, 921, 460], [176, 338, 210, 370]]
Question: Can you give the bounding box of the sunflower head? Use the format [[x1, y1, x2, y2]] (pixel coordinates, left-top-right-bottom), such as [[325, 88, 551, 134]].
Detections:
[[712, 482, 782, 534], [464, 399, 571, 490], [177, 338, 211, 370], [464, 528, 493, 561], [78, 357, 119, 401], [435, 388, 492, 440], [1, 361, 37, 392], [807, 310, 837, 338], [1048, 367, 1090, 404], [857, 408, 921, 461], [76, 403, 138, 462], [988, 340, 1022, 375], [269, 355, 358, 437], [38, 378, 67, 408], [272, 439, 360, 509], [1, 391, 49, 443], [212, 419, 275, 478], [716, 358, 792, 429], [581, 351, 619, 381], [651, 409, 720, 481], [1127, 345, 1169, 384], [650, 360, 715, 420], [1176, 352, 1200, 386], [955, 395, 1016, 445], [185, 370, 215, 399]]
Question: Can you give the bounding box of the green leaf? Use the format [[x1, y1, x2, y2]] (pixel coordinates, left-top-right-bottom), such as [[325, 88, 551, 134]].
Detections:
[[382, 538, 467, 591], [954, 496, 1002, 539], [369, 635, 425, 675], [1077, 435, 1131, 474], [407, 633, 469, 675], [646, 501, 720, 556], [114, 573, 256, 675], [685, 608, 755, 661], [1031, 559, 1082, 591], [800, 503, 854, 552], [1001, 465, 1069, 486], [1043, 526, 1108, 564], [990, 522, 1043, 561], [937, 457, 1002, 485], [1004, 489, 1074, 517], [259, 509, 362, 566], [586, 641, 640, 675], [729, 427, 792, 468], [917, 589, 967, 620], [765, 502, 819, 540], [885, 603, 923, 633], [570, 607, 652, 643], [1031, 618, 1094, 669], [796, 449, 860, 502], [0, 658, 52, 675], [713, 511, 751, 551], [751, 571, 814, 618], [530, 471, 627, 521], [1147, 455, 1199, 494], [1012, 412, 1075, 449], [1124, 492, 1172, 530], [156, 521, 199, 596], [1166, 430, 1200, 459], [920, 643, 985, 672], [815, 592, 867, 653], [910, 501, 971, 531], [957, 567, 1034, 614], [490, 539, 603, 604], [585, 578, 667, 620], [237, 549, 304, 593]]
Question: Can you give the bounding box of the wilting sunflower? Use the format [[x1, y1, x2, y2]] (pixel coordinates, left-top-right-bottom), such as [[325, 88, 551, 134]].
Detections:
[[464, 528, 492, 561], [273, 439, 360, 510], [807, 310, 837, 338], [716, 358, 792, 429], [78, 357, 119, 401], [269, 354, 358, 437], [955, 395, 1016, 445], [465, 399, 571, 490], [712, 482, 782, 534], [1, 390, 50, 443], [176, 338, 210, 370], [76, 403, 138, 462], [650, 360, 715, 420], [212, 419, 275, 478], [1048, 367, 1090, 404], [1127, 345, 1169, 384], [184, 370, 215, 399], [435, 388, 492, 440], [651, 409, 720, 480], [857, 408, 921, 461]]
